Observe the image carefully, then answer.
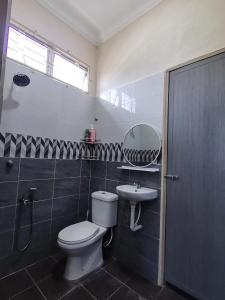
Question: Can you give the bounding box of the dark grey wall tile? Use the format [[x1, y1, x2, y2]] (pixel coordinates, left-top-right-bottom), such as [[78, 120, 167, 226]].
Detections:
[[55, 159, 81, 178], [51, 214, 76, 239], [0, 181, 18, 207], [20, 159, 55, 180], [117, 200, 132, 228], [0, 231, 13, 259], [52, 196, 78, 218], [134, 255, 158, 283], [18, 179, 54, 203], [106, 162, 130, 181], [16, 200, 52, 227], [13, 245, 49, 273], [54, 178, 80, 198], [81, 160, 91, 177], [90, 177, 106, 194], [129, 171, 161, 189], [91, 161, 106, 178], [140, 210, 160, 239], [0, 206, 16, 233], [117, 226, 159, 265], [0, 158, 19, 182], [79, 177, 90, 220], [137, 235, 159, 265], [106, 179, 119, 194], [142, 196, 161, 213], [15, 221, 51, 252], [116, 243, 158, 283]]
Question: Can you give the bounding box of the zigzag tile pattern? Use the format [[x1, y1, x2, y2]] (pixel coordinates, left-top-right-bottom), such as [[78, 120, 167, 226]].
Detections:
[[0, 132, 124, 162]]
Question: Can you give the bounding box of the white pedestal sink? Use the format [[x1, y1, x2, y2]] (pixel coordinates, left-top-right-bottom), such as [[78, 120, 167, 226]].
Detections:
[[116, 185, 158, 232]]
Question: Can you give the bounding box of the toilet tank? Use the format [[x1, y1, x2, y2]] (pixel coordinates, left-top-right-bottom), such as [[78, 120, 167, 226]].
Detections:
[[91, 191, 118, 228]]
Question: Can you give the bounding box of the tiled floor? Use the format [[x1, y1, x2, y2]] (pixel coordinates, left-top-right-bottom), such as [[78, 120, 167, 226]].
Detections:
[[0, 254, 193, 300]]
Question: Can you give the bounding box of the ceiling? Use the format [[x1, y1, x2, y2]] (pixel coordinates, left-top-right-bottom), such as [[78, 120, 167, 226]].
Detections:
[[36, 0, 162, 45]]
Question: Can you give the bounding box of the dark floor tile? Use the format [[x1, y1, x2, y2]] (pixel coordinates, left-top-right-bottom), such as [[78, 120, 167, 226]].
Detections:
[[12, 246, 50, 274], [55, 159, 81, 178], [0, 269, 33, 300], [126, 274, 162, 300], [19, 158, 55, 180], [18, 179, 54, 203], [102, 256, 115, 267], [26, 257, 60, 283], [51, 251, 67, 266], [11, 285, 45, 300], [157, 287, 187, 300], [0, 181, 18, 207], [104, 261, 132, 283], [62, 285, 95, 300], [109, 285, 140, 300], [0, 158, 19, 182], [82, 269, 122, 300], [37, 269, 76, 300]]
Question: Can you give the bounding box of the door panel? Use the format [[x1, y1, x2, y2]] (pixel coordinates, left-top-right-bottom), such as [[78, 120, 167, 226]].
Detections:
[[165, 53, 225, 300]]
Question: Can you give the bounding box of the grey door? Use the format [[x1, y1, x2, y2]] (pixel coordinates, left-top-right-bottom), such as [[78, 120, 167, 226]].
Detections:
[[165, 52, 225, 300]]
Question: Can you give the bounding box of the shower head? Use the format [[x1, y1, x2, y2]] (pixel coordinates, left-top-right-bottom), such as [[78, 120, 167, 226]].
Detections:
[[13, 73, 30, 87]]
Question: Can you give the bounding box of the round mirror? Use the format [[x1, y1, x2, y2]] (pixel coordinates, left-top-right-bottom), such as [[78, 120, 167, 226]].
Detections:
[[123, 124, 161, 167]]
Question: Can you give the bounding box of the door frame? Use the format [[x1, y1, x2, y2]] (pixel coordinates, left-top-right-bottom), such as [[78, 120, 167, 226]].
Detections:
[[158, 46, 225, 286]]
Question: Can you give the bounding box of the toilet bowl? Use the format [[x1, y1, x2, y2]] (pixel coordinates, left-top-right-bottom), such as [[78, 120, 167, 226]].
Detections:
[[58, 221, 106, 281], [57, 191, 118, 281]]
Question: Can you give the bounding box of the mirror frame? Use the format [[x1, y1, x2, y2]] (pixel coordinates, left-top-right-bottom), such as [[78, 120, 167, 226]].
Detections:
[[123, 123, 162, 168]]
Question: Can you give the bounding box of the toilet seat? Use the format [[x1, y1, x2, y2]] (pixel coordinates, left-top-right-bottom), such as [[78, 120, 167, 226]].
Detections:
[[58, 221, 100, 245]]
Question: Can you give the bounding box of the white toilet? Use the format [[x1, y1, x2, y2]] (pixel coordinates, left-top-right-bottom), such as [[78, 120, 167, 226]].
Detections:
[[57, 191, 118, 281]]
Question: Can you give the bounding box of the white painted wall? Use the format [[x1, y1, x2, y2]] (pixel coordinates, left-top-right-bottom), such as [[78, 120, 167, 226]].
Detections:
[[97, 0, 225, 96], [11, 0, 97, 96], [1, 59, 95, 141]]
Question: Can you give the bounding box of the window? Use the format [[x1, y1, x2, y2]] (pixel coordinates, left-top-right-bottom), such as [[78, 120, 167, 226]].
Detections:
[[7, 26, 89, 92]]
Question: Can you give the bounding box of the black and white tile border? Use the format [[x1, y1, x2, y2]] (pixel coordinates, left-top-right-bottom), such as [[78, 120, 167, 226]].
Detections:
[[0, 132, 124, 161], [0, 132, 161, 164]]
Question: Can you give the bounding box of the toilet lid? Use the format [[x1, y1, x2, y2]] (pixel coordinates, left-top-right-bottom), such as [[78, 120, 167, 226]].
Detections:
[[58, 221, 100, 245]]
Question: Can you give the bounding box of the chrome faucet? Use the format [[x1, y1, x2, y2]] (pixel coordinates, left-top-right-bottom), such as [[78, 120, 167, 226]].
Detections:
[[133, 182, 141, 189]]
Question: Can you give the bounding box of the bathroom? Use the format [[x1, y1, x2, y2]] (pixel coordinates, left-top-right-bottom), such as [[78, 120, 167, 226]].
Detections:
[[1, 0, 225, 299]]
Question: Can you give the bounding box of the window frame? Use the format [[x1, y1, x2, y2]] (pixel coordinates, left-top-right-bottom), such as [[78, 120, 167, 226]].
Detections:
[[7, 23, 90, 93]]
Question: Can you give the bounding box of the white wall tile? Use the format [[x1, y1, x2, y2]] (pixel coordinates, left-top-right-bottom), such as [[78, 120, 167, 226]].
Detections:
[[1, 59, 95, 141], [95, 73, 164, 143]]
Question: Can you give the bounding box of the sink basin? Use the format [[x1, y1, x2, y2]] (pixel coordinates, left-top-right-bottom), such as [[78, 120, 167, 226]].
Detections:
[[116, 185, 158, 203]]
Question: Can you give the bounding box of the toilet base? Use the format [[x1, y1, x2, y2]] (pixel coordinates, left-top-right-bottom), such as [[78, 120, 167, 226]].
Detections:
[[63, 238, 104, 281]]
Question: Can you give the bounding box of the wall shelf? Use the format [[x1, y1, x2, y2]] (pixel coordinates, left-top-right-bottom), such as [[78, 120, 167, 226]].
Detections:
[[80, 139, 101, 144], [81, 156, 99, 161], [117, 165, 160, 173]]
